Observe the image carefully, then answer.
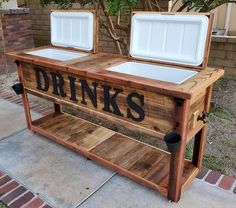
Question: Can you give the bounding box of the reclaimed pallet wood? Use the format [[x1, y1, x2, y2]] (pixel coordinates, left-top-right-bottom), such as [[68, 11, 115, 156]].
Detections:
[[6, 51, 224, 100], [20, 63, 214, 141], [31, 112, 198, 197]]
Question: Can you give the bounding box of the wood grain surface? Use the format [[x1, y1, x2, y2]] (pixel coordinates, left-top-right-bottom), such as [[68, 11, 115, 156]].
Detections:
[[6, 49, 224, 100], [31, 112, 197, 198], [22, 63, 177, 137], [21, 63, 214, 141]]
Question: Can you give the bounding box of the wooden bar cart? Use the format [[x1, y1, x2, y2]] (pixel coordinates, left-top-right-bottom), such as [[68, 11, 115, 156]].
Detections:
[[7, 11, 224, 202]]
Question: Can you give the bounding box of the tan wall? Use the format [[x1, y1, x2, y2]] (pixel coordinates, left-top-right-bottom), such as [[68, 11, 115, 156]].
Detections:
[[209, 37, 236, 78], [171, 1, 236, 34], [212, 4, 226, 29], [212, 3, 236, 33], [229, 5, 236, 32]]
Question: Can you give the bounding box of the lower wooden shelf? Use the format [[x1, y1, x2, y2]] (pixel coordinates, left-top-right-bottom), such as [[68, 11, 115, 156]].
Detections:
[[31, 112, 198, 197]]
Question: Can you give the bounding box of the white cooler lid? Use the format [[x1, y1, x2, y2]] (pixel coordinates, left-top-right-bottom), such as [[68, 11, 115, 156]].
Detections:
[[51, 11, 94, 51], [130, 13, 210, 67]]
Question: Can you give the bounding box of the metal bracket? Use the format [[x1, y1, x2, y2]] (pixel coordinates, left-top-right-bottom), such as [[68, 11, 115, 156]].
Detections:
[[174, 97, 184, 107], [12, 82, 23, 95], [15, 60, 20, 66]]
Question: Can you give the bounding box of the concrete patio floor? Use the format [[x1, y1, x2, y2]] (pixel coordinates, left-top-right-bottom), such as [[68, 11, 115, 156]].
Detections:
[[0, 97, 235, 208]]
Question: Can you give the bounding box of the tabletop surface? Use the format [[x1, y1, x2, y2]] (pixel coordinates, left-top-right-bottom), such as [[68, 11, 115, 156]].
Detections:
[[7, 45, 224, 100]]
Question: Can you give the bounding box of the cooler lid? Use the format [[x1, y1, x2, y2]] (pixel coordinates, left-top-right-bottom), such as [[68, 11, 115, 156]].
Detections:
[[51, 11, 95, 51], [130, 13, 210, 67]]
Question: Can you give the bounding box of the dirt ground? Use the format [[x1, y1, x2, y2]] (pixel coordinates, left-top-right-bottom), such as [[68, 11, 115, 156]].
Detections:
[[0, 72, 235, 177], [206, 79, 236, 176]]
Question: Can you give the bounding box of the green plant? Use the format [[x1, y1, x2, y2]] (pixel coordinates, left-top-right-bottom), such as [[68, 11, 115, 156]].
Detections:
[[0, 201, 9, 208], [203, 154, 225, 173], [185, 146, 193, 160], [213, 77, 226, 89], [105, 0, 138, 15], [185, 146, 226, 173], [0, 0, 9, 8], [180, 0, 227, 12], [210, 107, 232, 121], [63, 107, 78, 116]]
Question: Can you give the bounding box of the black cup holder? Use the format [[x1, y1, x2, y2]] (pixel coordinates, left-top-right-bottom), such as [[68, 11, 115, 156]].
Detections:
[[12, 83, 23, 95], [164, 132, 181, 153]]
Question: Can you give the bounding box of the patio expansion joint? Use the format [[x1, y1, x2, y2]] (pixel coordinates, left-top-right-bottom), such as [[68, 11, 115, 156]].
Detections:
[[0, 128, 27, 142], [201, 169, 211, 181], [74, 172, 118, 208], [230, 179, 236, 192], [215, 174, 224, 186]]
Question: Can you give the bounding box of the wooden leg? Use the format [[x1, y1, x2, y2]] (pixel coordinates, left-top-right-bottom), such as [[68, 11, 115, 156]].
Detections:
[[21, 91, 32, 129], [167, 100, 190, 202], [167, 142, 187, 202], [168, 152, 179, 200], [17, 64, 32, 129], [54, 103, 61, 113], [192, 85, 213, 169], [192, 127, 207, 168]]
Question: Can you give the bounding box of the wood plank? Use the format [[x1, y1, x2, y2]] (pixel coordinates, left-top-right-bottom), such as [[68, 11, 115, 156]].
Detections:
[[92, 135, 137, 162], [30, 112, 197, 201], [22, 63, 176, 136], [144, 156, 170, 185], [66, 123, 98, 143], [158, 164, 197, 191], [90, 134, 127, 156], [75, 127, 115, 150], [114, 143, 150, 169], [182, 162, 198, 186], [128, 149, 166, 177], [26, 87, 166, 140], [38, 114, 75, 130], [7, 49, 224, 100], [181, 166, 199, 192], [31, 112, 61, 127]]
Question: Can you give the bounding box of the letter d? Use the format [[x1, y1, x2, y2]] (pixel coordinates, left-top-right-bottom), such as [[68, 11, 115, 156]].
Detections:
[[34, 67, 49, 91]]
